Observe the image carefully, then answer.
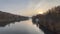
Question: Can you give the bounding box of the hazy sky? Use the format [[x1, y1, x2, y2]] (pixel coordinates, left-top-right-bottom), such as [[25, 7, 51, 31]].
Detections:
[[0, 0, 60, 16]]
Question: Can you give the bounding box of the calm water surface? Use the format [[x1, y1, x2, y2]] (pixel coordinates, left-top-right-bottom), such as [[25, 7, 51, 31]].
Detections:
[[0, 19, 44, 34]]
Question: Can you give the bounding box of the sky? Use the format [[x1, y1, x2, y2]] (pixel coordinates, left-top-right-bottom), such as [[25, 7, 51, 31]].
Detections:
[[0, 0, 60, 16]]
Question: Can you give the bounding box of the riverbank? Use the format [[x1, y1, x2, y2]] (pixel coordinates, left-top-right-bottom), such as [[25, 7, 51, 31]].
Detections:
[[0, 11, 29, 27]]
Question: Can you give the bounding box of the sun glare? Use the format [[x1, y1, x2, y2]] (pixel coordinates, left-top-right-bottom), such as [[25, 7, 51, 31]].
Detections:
[[38, 11, 44, 14], [36, 9, 46, 14]]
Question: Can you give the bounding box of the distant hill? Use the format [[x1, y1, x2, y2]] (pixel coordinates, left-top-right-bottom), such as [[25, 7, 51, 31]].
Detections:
[[0, 11, 29, 27]]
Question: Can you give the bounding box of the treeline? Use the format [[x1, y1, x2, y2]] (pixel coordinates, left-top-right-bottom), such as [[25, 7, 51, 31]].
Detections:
[[0, 11, 29, 27], [32, 6, 60, 34]]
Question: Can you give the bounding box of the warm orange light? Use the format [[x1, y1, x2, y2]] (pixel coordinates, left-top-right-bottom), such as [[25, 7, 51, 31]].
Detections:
[[36, 9, 46, 14], [38, 11, 44, 14]]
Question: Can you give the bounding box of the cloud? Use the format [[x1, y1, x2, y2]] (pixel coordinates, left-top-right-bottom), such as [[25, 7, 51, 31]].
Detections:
[[19, 0, 60, 16], [0, 0, 60, 16]]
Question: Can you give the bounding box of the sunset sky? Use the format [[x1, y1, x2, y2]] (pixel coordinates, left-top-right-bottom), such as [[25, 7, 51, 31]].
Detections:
[[0, 0, 60, 16]]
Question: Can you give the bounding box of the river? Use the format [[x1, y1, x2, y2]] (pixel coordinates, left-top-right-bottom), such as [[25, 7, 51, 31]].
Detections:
[[0, 19, 44, 34]]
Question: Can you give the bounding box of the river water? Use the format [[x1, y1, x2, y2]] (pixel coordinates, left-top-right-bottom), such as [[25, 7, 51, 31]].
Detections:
[[0, 19, 44, 34]]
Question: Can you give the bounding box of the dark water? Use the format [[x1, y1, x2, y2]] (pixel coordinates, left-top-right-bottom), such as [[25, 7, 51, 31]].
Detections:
[[0, 19, 44, 34]]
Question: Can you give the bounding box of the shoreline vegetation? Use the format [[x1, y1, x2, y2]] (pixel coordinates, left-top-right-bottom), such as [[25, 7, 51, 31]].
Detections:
[[32, 6, 60, 34], [0, 6, 60, 34], [0, 11, 29, 27]]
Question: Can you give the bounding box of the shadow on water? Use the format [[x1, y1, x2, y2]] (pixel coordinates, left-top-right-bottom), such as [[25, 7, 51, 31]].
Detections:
[[0, 18, 29, 27], [0, 19, 44, 34], [0, 11, 29, 27]]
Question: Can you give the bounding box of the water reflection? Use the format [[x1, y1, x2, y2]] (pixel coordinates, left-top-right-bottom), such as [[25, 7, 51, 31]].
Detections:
[[0, 19, 44, 34]]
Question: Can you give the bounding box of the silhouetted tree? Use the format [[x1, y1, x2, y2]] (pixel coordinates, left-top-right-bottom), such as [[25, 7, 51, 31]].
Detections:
[[32, 6, 60, 34]]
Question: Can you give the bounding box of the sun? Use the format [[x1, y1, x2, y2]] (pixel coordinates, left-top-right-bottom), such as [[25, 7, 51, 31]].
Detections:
[[36, 9, 44, 14], [38, 11, 44, 14]]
